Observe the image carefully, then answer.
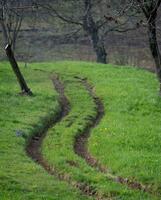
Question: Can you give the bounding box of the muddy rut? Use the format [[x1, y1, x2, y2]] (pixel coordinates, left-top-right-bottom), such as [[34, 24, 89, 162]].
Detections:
[[74, 76, 153, 194], [26, 75, 69, 171], [26, 74, 153, 199], [26, 75, 104, 200]]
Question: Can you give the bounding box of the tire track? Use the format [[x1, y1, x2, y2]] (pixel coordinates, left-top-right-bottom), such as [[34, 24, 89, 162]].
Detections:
[[26, 75, 69, 171], [26, 74, 105, 200], [74, 76, 153, 195]]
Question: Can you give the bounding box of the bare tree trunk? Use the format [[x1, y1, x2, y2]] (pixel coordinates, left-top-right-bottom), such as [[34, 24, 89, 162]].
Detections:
[[95, 44, 107, 64], [148, 19, 161, 95], [84, 28, 107, 64], [90, 30, 107, 63], [83, 0, 107, 64], [5, 44, 32, 95], [12, 37, 17, 51]]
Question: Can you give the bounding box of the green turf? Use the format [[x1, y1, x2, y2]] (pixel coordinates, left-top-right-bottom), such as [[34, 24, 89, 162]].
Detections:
[[32, 61, 160, 199], [0, 62, 89, 200], [41, 72, 153, 199], [0, 61, 160, 199]]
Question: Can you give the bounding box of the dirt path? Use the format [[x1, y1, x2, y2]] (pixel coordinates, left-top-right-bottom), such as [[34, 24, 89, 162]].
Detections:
[[74, 76, 153, 194], [26, 75, 69, 171], [26, 73, 154, 199], [26, 75, 105, 200]]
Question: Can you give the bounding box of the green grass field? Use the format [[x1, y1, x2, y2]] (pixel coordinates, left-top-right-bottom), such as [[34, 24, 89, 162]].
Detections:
[[0, 61, 161, 199]]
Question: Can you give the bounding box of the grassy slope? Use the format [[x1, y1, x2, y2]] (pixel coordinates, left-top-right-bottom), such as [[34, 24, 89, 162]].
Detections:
[[42, 75, 138, 199], [33, 62, 160, 199], [0, 61, 161, 199], [0, 62, 89, 200]]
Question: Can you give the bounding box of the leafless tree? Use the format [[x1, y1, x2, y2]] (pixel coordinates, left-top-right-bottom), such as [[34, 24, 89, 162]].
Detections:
[[129, 0, 161, 95], [0, 0, 24, 50], [0, 0, 33, 95], [39, 0, 136, 64]]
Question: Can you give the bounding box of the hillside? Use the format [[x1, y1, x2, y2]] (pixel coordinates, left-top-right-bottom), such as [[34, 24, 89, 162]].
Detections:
[[0, 61, 161, 199]]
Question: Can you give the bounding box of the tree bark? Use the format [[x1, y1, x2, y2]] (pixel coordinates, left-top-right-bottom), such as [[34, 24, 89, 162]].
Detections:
[[90, 31, 107, 64], [5, 44, 32, 95], [148, 19, 161, 95], [83, 0, 107, 64]]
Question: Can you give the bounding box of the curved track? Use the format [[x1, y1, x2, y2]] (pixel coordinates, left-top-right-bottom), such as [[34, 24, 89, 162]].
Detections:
[[74, 76, 152, 194], [26, 73, 154, 200], [26, 75, 103, 199], [26, 75, 69, 172]]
